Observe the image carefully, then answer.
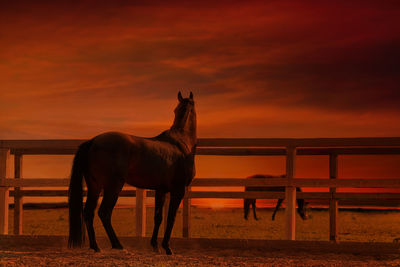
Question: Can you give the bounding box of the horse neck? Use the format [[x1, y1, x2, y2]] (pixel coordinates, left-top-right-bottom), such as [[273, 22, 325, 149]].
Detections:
[[170, 112, 197, 153], [168, 127, 196, 154]]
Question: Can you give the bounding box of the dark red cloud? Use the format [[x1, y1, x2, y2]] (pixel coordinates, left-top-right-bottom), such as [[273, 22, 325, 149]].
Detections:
[[0, 0, 399, 138]]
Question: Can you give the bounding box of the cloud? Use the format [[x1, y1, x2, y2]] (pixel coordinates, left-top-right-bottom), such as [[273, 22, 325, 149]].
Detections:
[[0, 0, 399, 139]]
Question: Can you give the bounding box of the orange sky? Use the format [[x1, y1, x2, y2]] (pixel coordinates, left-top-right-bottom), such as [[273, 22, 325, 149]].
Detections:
[[1, 1, 400, 207], [1, 1, 400, 139]]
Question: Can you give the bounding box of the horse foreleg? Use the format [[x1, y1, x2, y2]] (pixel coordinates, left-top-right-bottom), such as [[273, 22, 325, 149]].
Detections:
[[98, 182, 124, 249], [272, 199, 283, 220], [162, 192, 183, 255], [151, 190, 166, 252]]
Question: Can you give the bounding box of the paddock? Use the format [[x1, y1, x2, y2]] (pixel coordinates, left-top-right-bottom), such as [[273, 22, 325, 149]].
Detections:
[[1, 235, 400, 266], [1, 137, 400, 245]]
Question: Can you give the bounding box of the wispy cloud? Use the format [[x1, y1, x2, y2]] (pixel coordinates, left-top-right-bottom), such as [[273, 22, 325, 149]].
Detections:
[[0, 0, 399, 138]]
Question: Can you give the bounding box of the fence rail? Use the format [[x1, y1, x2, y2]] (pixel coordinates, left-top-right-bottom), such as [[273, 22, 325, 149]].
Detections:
[[1, 138, 400, 241]]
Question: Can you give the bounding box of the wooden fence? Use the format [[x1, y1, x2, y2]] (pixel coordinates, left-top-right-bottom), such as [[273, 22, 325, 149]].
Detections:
[[1, 138, 400, 242]]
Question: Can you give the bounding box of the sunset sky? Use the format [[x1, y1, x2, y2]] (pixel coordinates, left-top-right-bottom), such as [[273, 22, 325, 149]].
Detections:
[[1, 0, 400, 139], [1, 1, 400, 207]]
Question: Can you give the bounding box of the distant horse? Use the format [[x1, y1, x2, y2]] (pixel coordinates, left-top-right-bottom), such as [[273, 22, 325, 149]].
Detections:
[[68, 92, 197, 255], [244, 174, 309, 221]]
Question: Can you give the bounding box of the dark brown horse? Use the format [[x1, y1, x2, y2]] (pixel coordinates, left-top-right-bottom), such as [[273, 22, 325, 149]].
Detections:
[[68, 92, 197, 255], [244, 174, 309, 221]]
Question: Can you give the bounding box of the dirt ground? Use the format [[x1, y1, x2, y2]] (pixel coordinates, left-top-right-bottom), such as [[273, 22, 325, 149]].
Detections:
[[2, 208, 400, 265], [11, 208, 400, 243], [1, 236, 400, 266], [1, 247, 400, 267]]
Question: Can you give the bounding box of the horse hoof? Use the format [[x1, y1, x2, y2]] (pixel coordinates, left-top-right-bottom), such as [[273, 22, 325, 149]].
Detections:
[[165, 247, 173, 255], [151, 244, 160, 253], [91, 246, 100, 252], [151, 240, 160, 252], [162, 243, 173, 255]]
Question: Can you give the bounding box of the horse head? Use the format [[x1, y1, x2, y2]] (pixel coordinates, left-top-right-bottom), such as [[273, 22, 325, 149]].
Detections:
[[298, 200, 311, 220], [173, 91, 196, 128], [171, 91, 197, 150]]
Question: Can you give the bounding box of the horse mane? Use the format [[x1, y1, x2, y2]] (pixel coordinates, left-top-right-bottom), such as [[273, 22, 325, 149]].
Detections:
[[153, 130, 195, 155]]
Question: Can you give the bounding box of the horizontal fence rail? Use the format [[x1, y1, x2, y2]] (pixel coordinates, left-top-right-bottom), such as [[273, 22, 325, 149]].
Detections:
[[5, 190, 400, 200], [2, 178, 400, 188], [2, 137, 400, 154], [1, 137, 400, 241]]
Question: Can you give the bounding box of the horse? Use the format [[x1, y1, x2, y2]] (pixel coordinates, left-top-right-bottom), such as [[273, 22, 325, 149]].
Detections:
[[68, 91, 197, 255], [244, 174, 309, 221]]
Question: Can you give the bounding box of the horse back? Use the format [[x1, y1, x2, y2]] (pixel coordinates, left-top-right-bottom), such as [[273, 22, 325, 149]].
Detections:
[[245, 174, 286, 192]]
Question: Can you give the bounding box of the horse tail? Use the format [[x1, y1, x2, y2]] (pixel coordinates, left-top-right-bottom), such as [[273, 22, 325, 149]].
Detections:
[[68, 140, 92, 248]]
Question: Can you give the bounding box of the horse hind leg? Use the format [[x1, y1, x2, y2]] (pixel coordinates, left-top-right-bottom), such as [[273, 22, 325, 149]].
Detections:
[[272, 198, 283, 220], [252, 200, 258, 220], [244, 199, 251, 220], [84, 187, 101, 252], [151, 190, 166, 252], [98, 180, 124, 249]]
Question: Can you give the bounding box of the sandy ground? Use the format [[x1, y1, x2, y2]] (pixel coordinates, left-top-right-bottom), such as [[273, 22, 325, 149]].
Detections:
[[1, 236, 400, 266], [2, 246, 400, 266], [1, 247, 400, 267], [2, 208, 400, 266], [11, 208, 400, 243]]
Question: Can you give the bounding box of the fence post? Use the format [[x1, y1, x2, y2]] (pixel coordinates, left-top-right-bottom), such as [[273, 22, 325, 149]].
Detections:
[[182, 186, 191, 238], [163, 193, 170, 233], [135, 188, 146, 237], [329, 153, 339, 242], [14, 152, 23, 235], [285, 146, 296, 240], [0, 148, 10, 235]]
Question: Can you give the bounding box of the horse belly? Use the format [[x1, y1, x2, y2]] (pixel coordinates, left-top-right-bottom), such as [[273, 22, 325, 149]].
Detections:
[[125, 156, 174, 190], [88, 151, 131, 188]]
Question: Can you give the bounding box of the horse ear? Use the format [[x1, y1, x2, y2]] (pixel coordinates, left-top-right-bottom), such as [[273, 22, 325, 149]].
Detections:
[[189, 91, 193, 100], [178, 91, 183, 102]]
